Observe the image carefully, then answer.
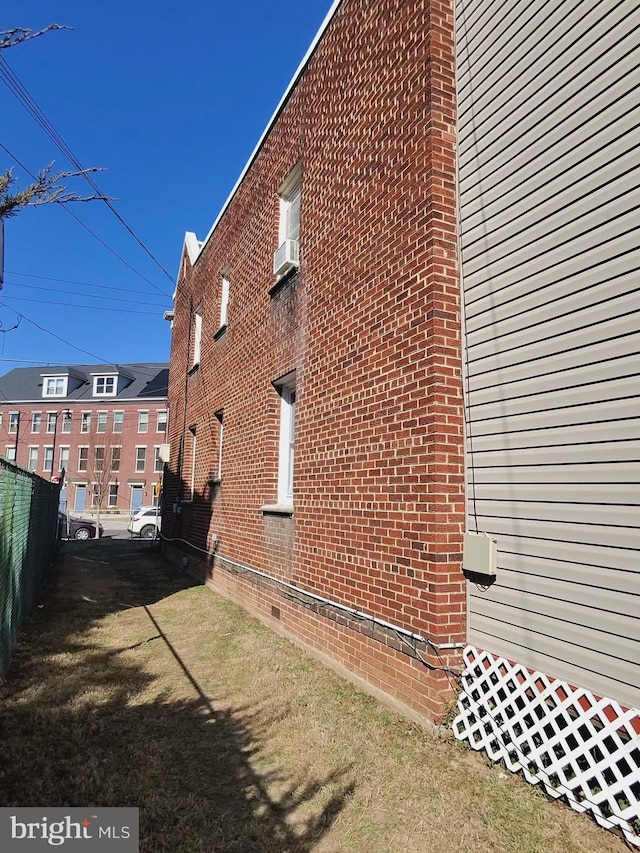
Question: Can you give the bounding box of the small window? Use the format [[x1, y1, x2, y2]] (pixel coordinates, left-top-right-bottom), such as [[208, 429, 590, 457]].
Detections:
[[138, 411, 149, 433], [220, 275, 230, 330], [43, 376, 67, 397], [5, 446, 16, 462], [113, 411, 124, 433], [96, 412, 108, 433], [28, 447, 38, 471], [59, 446, 69, 473], [81, 412, 91, 433], [184, 425, 196, 501], [31, 412, 42, 433], [193, 311, 202, 367], [153, 446, 163, 473], [43, 446, 54, 472], [94, 447, 105, 472], [274, 372, 296, 505], [46, 413, 57, 434], [111, 446, 121, 472], [135, 446, 146, 473], [215, 409, 224, 482], [108, 483, 119, 508], [156, 410, 167, 433], [78, 447, 88, 472], [8, 413, 19, 434], [93, 376, 117, 396], [60, 412, 72, 433]]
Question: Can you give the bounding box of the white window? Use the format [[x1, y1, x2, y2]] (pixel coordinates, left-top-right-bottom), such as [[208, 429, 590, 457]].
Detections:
[[59, 446, 69, 473], [43, 446, 54, 472], [135, 446, 146, 473], [156, 410, 167, 433], [186, 426, 196, 500], [91, 483, 102, 508], [93, 376, 117, 396], [81, 412, 91, 433], [31, 412, 42, 433], [220, 276, 230, 329], [46, 412, 57, 433], [61, 412, 72, 433], [43, 376, 67, 397], [153, 446, 163, 473], [215, 409, 224, 481], [5, 446, 16, 462], [8, 413, 19, 434], [138, 411, 149, 433], [111, 446, 121, 472], [108, 483, 119, 508], [28, 447, 38, 471], [94, 447, 105, 472], [193, 311, 202, 366], [96, 412, 108, 433], [274, 373, 296, 505], [280, 181, 301, 245], [113, 411, 124, 433], [78, 447, 88, 472]]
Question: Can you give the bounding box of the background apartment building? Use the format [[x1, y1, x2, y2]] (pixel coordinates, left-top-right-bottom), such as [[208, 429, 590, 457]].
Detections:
[[0, 362, 168, 513]]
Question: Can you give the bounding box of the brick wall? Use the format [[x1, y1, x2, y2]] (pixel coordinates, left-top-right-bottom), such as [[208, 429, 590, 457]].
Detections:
[[165, 0, 465, 720]]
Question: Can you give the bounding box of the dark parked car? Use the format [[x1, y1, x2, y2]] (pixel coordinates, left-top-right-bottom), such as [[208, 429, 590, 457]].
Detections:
[[58, 512, 103, 541]]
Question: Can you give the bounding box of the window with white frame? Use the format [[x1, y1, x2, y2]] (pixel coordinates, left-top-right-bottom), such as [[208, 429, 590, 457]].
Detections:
[[135, 446, 146, 472], [111, 446, 121, 472], [274, 165, 301, 278], [96, 411, 108, 433], [43, 376, 67, 397], [46, 412, 57, 433], [93, 376, 117, 396], [59, 446, 69, 473], [192, 310, 202, 367], [80, 412, 91, 433], [108, 483, 119, 508], [5, 446, 16, 462], [214, 409, 224, 482], [78, 447, 88, 472], [8, 413, 19, 434], [94, 447, 105, 472], [220, 275, 230, 330], [113, 411, 124, 433], [91, 483, 102, 508], [61, 411, 72, 433], [138, 411, 149, 433], [153, 446, 163, 473], [156, 410, 167, 433], [43, 446, 54, 472], [274, 373, 296, 506], [28, 446, 38, 471], [186, 426, 196, 500], [31, 412, 42, 433]]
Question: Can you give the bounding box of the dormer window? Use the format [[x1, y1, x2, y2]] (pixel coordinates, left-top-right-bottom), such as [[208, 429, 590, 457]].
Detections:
[[93, 376, 117, 397], [43, 376, 67, 397]]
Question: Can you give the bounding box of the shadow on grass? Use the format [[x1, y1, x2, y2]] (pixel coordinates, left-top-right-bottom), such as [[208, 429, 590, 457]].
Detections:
[[0, 540, 355, 852]]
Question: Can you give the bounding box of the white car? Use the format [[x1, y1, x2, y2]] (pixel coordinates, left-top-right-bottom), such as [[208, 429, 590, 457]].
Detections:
[[127, 506, 161, 539]]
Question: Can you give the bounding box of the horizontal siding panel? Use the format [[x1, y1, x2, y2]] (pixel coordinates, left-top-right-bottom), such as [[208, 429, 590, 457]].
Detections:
[[485, 548, 639, 590], [469, 462, 640, 486], [472, 481, 638, 506], [469, 620, 640, 711], [470, 586, 638, 643], [469, 421, 639, 452], [468, 499, 638, 528], [458, 1, 635, 145], [459, 83, 638, 209], [467, 514, 639, 551], [456, 0, 530, 68], [467, 401, 638, 433]]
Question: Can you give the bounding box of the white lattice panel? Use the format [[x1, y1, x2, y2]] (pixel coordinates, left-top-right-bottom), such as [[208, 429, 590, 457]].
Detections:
[[453, 646, 640, 847]]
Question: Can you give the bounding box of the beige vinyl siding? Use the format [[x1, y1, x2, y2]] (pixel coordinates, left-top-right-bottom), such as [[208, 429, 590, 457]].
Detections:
[[457, 0, 640, 710]]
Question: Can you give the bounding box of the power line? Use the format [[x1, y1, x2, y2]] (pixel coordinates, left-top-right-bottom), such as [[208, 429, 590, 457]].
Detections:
[[0, 295, 168, 315], [0, 55, 175, 286], [0, 141, 171, 295], [3, 280, 168, 307], [5, 269, 164, 297]]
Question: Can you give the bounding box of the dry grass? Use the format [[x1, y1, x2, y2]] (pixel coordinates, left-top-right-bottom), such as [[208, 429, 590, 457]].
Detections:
[[0, 539, 628, 853]]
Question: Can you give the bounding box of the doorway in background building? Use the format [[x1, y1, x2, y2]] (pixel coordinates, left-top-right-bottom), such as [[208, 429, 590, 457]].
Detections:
[[130, 485, 144, 512], [75, 485, 87, 513]]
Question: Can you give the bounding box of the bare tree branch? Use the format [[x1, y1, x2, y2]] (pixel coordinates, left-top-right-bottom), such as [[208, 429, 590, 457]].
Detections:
[[0, 165, 113, 219], [0, 25, 73, 51]]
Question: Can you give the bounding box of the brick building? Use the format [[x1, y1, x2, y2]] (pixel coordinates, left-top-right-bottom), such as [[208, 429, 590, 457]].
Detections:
[[164, 0, 639, 843], [0, 363, 168, 514]]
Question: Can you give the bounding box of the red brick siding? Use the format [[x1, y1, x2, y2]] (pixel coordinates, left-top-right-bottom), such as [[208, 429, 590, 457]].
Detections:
[[165, 0, 464, 719]]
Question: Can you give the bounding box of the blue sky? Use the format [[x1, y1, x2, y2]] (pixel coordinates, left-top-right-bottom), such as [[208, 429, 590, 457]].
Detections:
[[0, 0, 332, 372]]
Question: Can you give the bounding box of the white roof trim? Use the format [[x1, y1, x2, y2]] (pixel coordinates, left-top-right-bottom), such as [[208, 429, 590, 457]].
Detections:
[[178, 0, 344, 278]]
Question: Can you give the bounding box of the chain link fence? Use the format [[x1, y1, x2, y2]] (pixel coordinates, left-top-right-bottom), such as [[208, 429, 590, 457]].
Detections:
[[0, 457, 60, 675]]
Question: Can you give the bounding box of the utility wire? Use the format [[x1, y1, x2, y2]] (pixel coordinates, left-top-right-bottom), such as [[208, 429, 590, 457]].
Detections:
[[5, 269, 163, 297], [0, 295, 167, 315], [0, 141, 169, 294], [3, 280, 168, 307], [0, 56, 175, 287]]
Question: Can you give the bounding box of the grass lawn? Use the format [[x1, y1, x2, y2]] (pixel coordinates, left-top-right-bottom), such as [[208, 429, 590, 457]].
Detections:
[[0, 539, 628, 852]]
